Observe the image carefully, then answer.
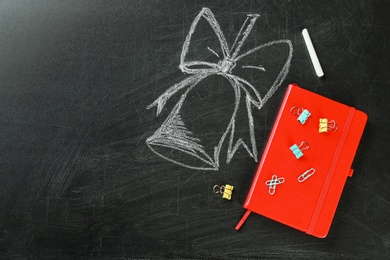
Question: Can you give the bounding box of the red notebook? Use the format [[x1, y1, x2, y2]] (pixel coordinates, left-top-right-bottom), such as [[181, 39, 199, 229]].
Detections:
[[235, 83, 367, 238]]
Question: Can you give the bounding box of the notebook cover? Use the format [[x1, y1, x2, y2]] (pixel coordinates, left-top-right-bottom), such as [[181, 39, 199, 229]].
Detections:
[[237, 83, 367, 238]]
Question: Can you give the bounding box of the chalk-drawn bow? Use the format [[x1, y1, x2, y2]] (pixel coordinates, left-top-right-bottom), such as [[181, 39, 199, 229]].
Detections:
[[147, 8, 293, 170]]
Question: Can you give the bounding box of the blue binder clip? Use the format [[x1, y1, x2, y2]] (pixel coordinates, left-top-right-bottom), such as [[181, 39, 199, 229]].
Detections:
[[290, 141, 310, 159], [290, 106, 311, 124]]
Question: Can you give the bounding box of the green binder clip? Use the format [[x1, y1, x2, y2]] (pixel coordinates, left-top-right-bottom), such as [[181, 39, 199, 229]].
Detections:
[[290, 106, 311, 124], [290, 141, 310, 159]]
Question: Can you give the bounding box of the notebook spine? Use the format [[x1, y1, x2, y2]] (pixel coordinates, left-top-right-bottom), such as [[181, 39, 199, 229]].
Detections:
[[244, 84, 295, 208], [236, 85, 295, 230]]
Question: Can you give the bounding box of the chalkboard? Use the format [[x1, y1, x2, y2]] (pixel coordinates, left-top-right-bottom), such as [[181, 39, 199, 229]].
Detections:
[[0, 0, 389, 258]]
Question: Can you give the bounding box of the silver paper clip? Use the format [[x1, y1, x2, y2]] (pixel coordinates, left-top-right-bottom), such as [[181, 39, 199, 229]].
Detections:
[[265, 175, 285, 195], [298, 168, 316, 182], [213, 184, 234, 200]]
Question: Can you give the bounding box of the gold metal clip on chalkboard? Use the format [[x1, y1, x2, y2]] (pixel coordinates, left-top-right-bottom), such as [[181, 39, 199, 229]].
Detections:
[[213, 184, 234, 200]]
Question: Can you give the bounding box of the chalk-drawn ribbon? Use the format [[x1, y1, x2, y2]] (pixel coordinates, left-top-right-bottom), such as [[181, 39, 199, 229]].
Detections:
[[147, 8, 293, 170]]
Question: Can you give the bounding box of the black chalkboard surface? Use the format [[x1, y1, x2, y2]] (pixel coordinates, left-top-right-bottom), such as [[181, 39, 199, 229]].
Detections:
[[0, 0, 389, 258]]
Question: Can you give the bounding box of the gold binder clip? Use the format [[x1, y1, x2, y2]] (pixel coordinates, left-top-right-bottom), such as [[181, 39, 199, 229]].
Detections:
[[213, 184, 234, 200], [319, 118, 338, 133]]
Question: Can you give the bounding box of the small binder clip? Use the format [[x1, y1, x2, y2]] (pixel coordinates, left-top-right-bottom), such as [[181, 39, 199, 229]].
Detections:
[[290, 106, 311, 124], [298, 168, 316, 182], [290, 141, 310, 159], [319, 118, 338, 133], [265, 175, 285, 195], [213, 184, 234, 200]]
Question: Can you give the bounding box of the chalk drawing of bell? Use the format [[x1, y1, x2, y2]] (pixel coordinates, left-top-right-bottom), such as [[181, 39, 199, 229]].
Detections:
[[146, 8, 293, 170]]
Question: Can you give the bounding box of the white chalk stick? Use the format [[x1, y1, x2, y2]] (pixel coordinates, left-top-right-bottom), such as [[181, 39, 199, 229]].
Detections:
[[302, 28, 324, 77]]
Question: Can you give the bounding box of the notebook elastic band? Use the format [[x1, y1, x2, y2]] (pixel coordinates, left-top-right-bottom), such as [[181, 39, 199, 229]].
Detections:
[[307, 107, 355, 234]]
